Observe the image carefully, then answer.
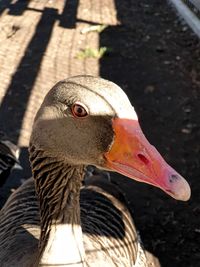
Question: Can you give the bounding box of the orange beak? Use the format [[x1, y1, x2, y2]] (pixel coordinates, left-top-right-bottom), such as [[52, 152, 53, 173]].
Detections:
[[105, 118, 191, 201]]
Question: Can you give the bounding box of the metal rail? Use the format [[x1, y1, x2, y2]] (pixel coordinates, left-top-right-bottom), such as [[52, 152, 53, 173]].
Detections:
[[169, 0, 200, 38]]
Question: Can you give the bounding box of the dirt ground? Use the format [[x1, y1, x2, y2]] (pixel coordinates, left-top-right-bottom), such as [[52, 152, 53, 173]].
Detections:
[[0, 1, 200, 267]]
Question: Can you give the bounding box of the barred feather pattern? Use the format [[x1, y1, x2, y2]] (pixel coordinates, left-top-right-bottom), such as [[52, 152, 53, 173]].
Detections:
[[0, 145, 148, 266], [29, 144, 84, 254]]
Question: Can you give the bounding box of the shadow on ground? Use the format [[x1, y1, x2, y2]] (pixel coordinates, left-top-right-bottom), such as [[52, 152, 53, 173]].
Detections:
[[0, 0, 80, 143], [0, 0, 81, 192]]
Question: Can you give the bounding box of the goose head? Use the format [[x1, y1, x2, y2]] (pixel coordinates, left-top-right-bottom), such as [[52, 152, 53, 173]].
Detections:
[[30, 75, 191, 201]]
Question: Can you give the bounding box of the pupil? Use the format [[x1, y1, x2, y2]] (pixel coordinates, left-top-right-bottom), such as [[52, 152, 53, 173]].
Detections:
[[77, 107, 83, 114]]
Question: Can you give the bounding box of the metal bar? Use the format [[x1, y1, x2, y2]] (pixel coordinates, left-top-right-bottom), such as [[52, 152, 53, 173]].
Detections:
[[187, 0, 200, 10], [169, 0, 200, 38]]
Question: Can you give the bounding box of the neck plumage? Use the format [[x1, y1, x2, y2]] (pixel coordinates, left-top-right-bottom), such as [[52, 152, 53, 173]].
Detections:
[[29, 144, 86, 267]]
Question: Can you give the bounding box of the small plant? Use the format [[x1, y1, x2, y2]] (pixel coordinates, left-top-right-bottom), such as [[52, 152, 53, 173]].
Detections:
[[80, 24, 108, 34], [77, 47, 111, 59]]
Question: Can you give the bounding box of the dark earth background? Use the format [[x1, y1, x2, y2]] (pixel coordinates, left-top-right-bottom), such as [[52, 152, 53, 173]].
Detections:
[[101, 2, 200, 266], [0, 1, 200, 267]]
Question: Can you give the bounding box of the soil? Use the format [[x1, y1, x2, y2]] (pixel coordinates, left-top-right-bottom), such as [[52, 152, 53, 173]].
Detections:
[[100, 2, 200, 266], [0, 1, 200, 267]]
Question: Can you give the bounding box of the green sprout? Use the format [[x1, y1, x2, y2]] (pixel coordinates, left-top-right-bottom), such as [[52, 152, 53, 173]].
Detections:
[[77, 47, 111, 59]]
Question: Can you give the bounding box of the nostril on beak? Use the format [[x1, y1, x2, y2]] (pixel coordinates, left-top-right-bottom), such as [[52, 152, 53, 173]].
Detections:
[[137, 153, 149, 165], [169, 174, 179, 183]]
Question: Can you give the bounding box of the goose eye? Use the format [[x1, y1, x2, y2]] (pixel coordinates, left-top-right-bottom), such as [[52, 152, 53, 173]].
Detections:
[[71, 103, 88, 118]]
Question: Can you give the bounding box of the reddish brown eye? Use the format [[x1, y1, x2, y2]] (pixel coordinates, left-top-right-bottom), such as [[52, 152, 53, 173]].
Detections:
[[72, 103, 88, 118]]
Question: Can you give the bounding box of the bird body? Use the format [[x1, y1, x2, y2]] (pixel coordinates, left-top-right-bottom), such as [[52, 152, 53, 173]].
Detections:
[[0, 176, 147, 267], [0, 76, 190, 266], [0, 139, 20, 187]]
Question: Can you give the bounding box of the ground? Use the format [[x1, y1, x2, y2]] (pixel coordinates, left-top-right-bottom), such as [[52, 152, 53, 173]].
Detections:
[[0, 1, 199, 267]]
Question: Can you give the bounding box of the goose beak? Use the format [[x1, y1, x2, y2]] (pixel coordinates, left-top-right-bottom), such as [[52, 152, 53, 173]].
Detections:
[[105, 118, 191, 201]]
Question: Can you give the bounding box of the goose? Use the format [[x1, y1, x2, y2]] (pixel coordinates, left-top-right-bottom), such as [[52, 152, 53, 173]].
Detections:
[[0, 75, 191, 267], [0, 138, 20, 187]]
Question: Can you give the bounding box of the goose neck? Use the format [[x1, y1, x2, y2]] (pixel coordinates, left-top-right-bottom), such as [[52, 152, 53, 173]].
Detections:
[[29, 145, 86, 266]]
